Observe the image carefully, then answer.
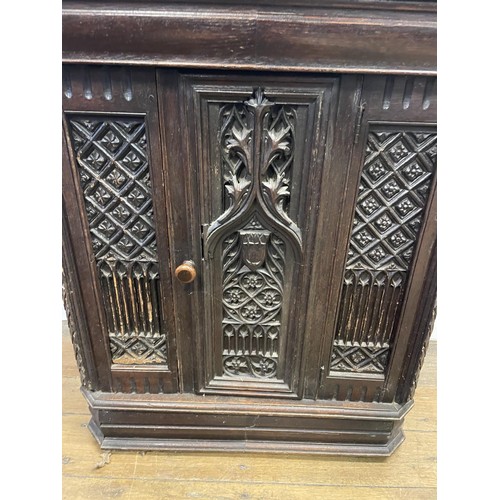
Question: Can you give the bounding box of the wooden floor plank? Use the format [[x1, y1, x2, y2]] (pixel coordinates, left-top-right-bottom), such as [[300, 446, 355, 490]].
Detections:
[[63, 475, 436, 500], [404, 386, 436, 432], [62, 376, 88, 415]]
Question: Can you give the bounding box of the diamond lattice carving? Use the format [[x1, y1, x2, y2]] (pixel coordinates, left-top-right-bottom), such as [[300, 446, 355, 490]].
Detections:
[[331, 341, 390, 374], [69, 117, 157, 262], [330, 129, 436, 376], [348, 131, 437, 271], [109, 333, 168, 364]]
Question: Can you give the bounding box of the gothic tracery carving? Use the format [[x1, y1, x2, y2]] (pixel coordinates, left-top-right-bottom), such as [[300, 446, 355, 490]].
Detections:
[[209, 89, 300, 379]]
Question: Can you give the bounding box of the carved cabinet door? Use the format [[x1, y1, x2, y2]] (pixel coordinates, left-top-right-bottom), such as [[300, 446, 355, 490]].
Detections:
[[159, 72, 340, 398]]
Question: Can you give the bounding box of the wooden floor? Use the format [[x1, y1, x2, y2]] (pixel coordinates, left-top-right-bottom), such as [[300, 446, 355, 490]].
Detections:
[[62, 323, 436, 499]]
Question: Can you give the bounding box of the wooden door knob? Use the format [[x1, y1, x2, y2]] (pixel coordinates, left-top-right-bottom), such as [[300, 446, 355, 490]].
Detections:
[[175, 260, 197, 284]]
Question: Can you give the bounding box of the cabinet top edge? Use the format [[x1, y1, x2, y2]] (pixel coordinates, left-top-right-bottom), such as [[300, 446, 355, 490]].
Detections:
[[62, 0, 437, 14], [62, 2, 436, 75], [61, 59, 438, 77]]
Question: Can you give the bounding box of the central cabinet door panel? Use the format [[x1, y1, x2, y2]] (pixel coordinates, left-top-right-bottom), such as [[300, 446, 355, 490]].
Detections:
[[171, 73, 338, 397]]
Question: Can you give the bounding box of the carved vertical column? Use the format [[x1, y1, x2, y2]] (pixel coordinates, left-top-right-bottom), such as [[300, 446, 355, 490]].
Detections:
[[62, 270, 92, 390]]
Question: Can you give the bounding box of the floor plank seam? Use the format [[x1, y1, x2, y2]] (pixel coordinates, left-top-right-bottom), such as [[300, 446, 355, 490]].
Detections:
[[61, 473, 437, 489]]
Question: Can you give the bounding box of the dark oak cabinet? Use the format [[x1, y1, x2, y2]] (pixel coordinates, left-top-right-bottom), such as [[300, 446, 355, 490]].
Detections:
[[62, 1, 436, 455]]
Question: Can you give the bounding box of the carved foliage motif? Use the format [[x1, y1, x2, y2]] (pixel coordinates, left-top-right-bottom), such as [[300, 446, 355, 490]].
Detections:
[[69, 116, 168, 366], [213, 89, 299, 242], [209, 89, 299, 380], [331, 130, 436, 375], [220, 103, 252, 214], [260, 104, 296, 226]]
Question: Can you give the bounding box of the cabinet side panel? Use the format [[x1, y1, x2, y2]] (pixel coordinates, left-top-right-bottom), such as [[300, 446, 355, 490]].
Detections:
[[317, 75, 437, 403], [396, 243, 436, 403], [63, 204, 98, 390]]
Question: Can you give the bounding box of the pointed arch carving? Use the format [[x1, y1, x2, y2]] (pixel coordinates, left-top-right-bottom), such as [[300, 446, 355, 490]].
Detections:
[[206, 88, 302, 259], [205, 89, 303, 379]]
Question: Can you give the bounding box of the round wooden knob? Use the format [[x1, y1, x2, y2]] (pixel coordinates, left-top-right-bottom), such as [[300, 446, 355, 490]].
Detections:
[[175, 260, 197, 284]]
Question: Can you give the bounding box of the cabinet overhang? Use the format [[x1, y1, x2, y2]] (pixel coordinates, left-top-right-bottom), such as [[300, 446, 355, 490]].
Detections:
[[62, 2, 436, 75]]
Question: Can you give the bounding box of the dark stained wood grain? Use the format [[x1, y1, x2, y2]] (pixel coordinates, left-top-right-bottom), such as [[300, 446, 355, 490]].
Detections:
[[63, 203, 99, 391], [64, 0, 436, 11], [62, 2, 436, 75], [62, 0, 436, 455]]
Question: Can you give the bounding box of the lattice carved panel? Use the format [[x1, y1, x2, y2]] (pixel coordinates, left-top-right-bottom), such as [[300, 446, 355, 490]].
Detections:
[[347, 131, 436, 271], [222, 217, 285, 378], [68, 116, 168, 366], [69, 118, 157, 261], [331, 129, 436, 375]]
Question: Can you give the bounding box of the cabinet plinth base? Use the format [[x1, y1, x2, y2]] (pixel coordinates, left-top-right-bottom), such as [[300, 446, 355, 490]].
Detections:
[[83, 388, 411, 457]]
